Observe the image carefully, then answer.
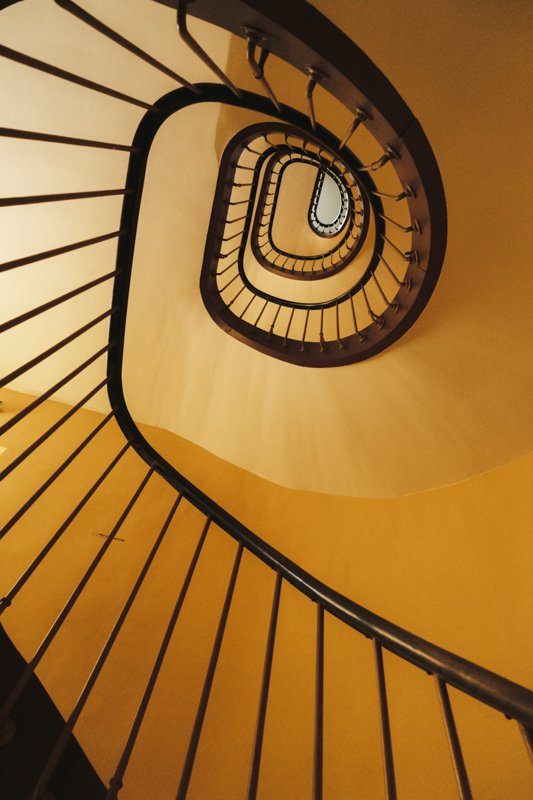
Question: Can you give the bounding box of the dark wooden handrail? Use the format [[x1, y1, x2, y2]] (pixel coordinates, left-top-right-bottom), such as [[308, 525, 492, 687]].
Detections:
[[109, 391, 533, 730], [1, 2, 530, 798]]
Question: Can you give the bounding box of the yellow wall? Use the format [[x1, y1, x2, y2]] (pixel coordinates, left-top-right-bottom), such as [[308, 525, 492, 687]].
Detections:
[[1, 388, 531, 799], [1, 2, 531, 797]]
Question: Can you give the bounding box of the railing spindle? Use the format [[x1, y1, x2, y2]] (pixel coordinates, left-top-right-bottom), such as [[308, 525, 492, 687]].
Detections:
[[0, 468, 154, 737], [435, 678, 473, 800], [374, 641, 397, 800], [247, 572, 282, 800], [0, 271, 120, 334], [0, 44, 156, 110], [176, 543, 244, 800], [30, 492, 183, 800], [0, 378, 109, 483], [0, 229, 124, 272], [338, 107, 367, 150], [0, 188, 132, 207], [0, 126, 137, 151], [519, 724, 533, 766], [176, 0, 241, 98], [0, 307, 116, 387], [0, 345, 112, 437], [54, 0, 199, 92], [0, 443, 130, 611], [244, 27, 281, 112], [0, 411, 113, 537], [314, 604, 324, 800], [105, 516, 212, 799]]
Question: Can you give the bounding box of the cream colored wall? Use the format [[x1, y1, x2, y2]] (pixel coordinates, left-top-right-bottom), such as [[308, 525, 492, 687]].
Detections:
[[0, 388, 531, 799], [122, 0, 533, 498], [2, 0, 532, 500], [0, 0, 231, 409]]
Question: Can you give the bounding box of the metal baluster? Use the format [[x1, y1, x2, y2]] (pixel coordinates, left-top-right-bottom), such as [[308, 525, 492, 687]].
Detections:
[[54, 0, 199, 92], [176, 543, 244, 800], [244, 27, 281, 112], [0, 307, 116, 386], [335, 302, 345, 349], [519, 724, 533, 766], [219, 244, 241, 260], [0, 126, 137, 152], [378, 212, 420, 233], [377, 254, 411, 289], [314, 604, 324, 800], [0, 443, 130, 612], [105, 517, 212, 799], [239, 295, 256, 320], [221, 228, 245, 242], [435, 678, 473, 800], [245, 143, 265, 156], [0, 378, 109, 483], [30, 494, 183, 799], [0, 45, 156, 110], [361, 285, 384, 328], [305, 66, 325, 131], [374, 642, 397, 800], [338, 107, 369, 149], [227, 285, 246, 309], [349, 294, 365, 341], [300, 309, 310, 352], [0, 468, 154, 739], [177, 0, 241, 98], [0, 188, 132, 207], [219, 273, 239, 293], [371, 271, 400, 313], [0, 411, 113, 538], [282, 308, 295, 347], [319, 307, 327, 351], [0, 229, 124, 272], [247, 573, 282, 800], [215, 259, 238, 277], [0, 271, 120, 333], [254, 300, 269, 327], [372, 186, 415, 202], [380, 232, 419, 265], [358, 146, 398, 173], [0, 345, 112, 437], [268, 305, 281, 338]]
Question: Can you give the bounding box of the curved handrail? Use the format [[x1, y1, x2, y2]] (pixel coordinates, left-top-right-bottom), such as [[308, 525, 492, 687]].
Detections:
[[308, 166, 351, 238], [249, 141, 367, 279], [2, 1, 530, 796], [107, 79, 532, 723], [109, 368, 533, 730]]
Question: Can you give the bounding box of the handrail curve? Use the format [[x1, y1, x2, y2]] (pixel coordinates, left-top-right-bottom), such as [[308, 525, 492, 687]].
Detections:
[[1, 1, 531, 796]]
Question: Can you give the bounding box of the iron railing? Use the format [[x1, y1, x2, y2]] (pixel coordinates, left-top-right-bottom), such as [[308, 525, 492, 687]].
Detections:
[[250, 134, 365, 275], [308, 166, 350, 238], [0, 1, 531, 798]]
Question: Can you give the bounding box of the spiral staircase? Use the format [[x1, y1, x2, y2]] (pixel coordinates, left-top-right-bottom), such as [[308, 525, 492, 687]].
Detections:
[[0, 1, 532, 798]]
